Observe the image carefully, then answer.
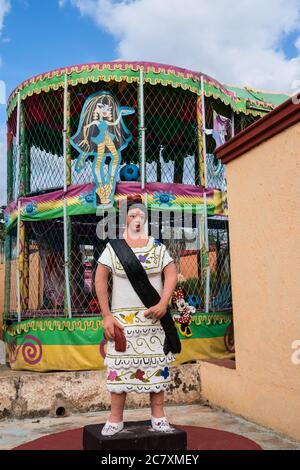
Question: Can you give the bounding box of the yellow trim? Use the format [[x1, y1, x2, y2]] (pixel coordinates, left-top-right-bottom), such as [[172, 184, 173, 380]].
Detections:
[[6, 338, 234, 371], [7, 344, 105, 372]]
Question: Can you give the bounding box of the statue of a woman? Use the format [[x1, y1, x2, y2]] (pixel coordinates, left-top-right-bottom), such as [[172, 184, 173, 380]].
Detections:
[[95, 198, 178, 436]]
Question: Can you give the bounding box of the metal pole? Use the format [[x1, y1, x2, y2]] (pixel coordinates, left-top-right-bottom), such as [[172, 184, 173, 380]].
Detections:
[[63, 74, 68, 194], [15, 93, 21, 201], [200, 76, 208, 188], [200, 76, 211, 313], [63, 74, 72, 318], [231, 111, 235, 138], [4, 233, 11, 320], [139, 68, 146, 190], [203, 193, 210, 313], [16, 200, 21, 322]]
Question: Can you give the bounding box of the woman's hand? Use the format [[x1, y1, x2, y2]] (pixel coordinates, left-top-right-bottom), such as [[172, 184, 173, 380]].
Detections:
[[103, 314, 124, 340], [144, 301, 168, 320]]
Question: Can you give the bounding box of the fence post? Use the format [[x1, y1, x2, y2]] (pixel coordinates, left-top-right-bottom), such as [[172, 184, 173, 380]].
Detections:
[[197, 95, 205, 188], [7, 130, 13, 202], [15, 93, 21, 202], [63, 73, 72, 319], [138, 68, 146, 191], [16, 200, 22, 322], [4, 233, 11, 320], [200, 76, 211, 313]]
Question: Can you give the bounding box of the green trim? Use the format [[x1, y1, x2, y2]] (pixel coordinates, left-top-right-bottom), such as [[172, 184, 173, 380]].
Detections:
[[7, 63, 278, 118], [225, 84, 289, 108], [4, 313, 232, 345]]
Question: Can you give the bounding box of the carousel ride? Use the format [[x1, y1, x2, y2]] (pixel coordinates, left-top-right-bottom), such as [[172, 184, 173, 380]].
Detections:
[[3, 61, 288, 371]]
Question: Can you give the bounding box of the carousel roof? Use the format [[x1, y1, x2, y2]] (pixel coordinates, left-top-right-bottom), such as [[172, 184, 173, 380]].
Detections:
[[7, 61, 289, 118]]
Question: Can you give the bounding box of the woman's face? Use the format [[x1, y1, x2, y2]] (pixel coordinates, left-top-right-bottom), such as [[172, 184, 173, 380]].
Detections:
[[96, 101, 112, 120], [127, 207, 146, 233]]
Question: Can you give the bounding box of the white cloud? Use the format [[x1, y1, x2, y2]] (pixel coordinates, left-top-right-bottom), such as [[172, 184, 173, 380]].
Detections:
[[64, 0, 300, 92], [0, 0, 10, 34]]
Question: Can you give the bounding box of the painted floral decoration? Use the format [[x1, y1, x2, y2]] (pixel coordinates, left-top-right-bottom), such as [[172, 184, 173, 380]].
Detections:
[[160, 367, 170, 379], [108, 370, 118, 381]]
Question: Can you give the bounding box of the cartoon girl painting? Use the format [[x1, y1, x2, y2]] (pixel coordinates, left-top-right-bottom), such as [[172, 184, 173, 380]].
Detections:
[[70, 91, 135, 207]]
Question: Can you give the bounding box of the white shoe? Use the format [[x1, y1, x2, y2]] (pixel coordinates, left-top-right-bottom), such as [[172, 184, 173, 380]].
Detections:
[[151, 416, 173, 432], [101, 421, 124, 436]]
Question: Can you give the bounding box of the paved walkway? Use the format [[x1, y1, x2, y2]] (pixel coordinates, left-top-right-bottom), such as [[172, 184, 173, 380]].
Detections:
[[1, 404, 299, 450]]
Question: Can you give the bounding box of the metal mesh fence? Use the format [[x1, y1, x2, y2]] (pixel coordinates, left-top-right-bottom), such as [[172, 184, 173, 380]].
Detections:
[[234, 112, 260, 134], [159, 213, 205, 311], [5, 216, 113, 319], [23, 90, 64, 194], [207, 217, 232, 312], [204, 97, 231, 191], [18, 219, 66, 317], [69, 214, 110, 315], [5, 80, 265, 322], [7, 83, 263, 201], [144, 84, 199, 185], [6, 228, 18, 320], [7, 109, 18, 202]]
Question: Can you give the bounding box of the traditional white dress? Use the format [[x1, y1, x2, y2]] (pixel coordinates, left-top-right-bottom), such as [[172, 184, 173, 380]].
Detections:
[[98, 236, 176, 394]]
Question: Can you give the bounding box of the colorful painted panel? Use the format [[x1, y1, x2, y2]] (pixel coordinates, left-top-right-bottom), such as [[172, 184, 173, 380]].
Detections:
[[4, 182, 227, 231], [4, 314, 234, 372]]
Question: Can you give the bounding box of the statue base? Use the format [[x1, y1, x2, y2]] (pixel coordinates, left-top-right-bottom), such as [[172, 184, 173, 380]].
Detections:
[[83, 420, 187, 451]]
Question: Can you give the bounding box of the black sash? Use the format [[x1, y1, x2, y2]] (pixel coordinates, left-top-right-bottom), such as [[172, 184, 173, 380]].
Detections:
[[109, 238, 181, 355]]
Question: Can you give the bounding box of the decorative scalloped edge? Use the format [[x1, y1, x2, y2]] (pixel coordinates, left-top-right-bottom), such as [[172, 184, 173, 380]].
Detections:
[[104, 354, 175, 370], [7, 61, 272, 118], [4, 317, 103, 336], [106, 382, 171, 394]]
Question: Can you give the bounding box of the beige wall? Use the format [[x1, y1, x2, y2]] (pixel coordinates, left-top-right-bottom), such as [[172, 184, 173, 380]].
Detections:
[[201, 121, 300, 441]]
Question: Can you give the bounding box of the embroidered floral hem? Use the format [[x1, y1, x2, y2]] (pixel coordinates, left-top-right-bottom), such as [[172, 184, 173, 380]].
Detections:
[[106, 382, 171, 394]]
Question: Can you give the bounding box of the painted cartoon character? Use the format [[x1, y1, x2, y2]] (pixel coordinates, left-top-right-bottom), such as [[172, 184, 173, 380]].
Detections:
[[70, 91, 135, 207], [172, 287, 196, 337]]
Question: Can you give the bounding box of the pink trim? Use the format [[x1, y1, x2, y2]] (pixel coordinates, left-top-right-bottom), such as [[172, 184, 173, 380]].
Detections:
[[4, 181, 213, 217], [8, 61, 236, 104]]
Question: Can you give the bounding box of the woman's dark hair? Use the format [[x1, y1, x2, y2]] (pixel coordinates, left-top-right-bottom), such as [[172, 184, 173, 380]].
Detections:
[[119, 196, 148, 220]]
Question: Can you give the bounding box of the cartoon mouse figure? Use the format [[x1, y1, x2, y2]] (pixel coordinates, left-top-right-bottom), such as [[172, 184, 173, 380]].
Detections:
[[172, 287, 196, 337]]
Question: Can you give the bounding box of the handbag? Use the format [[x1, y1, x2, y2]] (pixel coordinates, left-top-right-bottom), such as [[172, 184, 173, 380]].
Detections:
[[109, 238, 181, 355]]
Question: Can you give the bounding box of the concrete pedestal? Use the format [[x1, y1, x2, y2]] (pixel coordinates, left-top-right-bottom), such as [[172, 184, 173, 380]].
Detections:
[[83, 420, 187, 451]]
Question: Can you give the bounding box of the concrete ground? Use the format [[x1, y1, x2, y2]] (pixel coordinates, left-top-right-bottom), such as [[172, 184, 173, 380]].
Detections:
[[1, 404, 299, 450]]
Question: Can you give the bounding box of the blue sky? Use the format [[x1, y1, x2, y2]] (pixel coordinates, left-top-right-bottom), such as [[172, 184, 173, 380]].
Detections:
[[1, 0, 300, 102], [1, 0, 118, 98], [0, 0, 300, 204]]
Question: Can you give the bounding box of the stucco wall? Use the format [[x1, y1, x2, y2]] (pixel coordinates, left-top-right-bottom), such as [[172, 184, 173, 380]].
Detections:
[[201, 121, 300, 441]]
